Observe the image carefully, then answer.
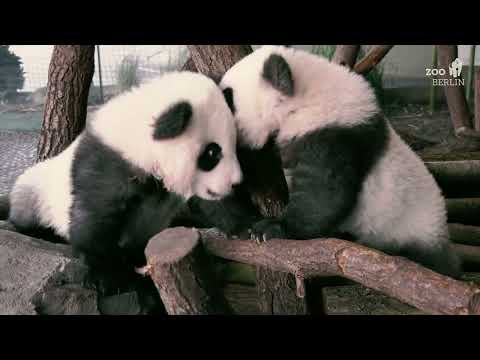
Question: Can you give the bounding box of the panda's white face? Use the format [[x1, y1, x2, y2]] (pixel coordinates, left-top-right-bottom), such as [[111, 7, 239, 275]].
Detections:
[[90, 71, 242, 201]]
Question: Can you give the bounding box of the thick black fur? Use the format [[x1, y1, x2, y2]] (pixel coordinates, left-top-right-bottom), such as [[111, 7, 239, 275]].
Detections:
[[69, 131, 187, 313]]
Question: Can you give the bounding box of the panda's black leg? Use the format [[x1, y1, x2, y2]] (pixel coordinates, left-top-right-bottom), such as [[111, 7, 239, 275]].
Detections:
[[249, 218, 286, 243]]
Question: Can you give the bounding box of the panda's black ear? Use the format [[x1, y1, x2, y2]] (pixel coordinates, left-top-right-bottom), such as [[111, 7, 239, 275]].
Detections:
[[262, 54, 294, 96], [222, 87, 236, 114], [153, 101, 192, 140]]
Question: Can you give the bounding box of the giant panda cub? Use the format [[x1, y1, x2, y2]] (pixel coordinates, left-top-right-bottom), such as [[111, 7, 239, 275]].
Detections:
[[9, 71, 243, 304], [217, 45, 460, 277]]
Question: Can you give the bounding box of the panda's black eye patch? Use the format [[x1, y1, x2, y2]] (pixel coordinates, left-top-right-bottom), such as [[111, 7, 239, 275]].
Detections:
[[198, 142, 223, 172]]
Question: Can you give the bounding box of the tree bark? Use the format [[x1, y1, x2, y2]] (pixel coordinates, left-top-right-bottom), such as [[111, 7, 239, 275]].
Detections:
[[37, 45, 95, 162], [332, 45, 361, 69], [143, 227, 231, 315], [449, 223, 480, 246], [353, 45, 394, 75], [446, 198, 480, 226], [187, 45, 252, 82], [199, 228, 480, 315], [256, 266, 309, 314], [426, 160, 480, 198], [475, 67, 480, 131], [181, 57, 197, 72], [437, 45, 473, 135]]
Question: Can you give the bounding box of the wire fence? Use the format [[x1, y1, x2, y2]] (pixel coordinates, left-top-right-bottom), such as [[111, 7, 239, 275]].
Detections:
[[1, 45, 189, 106]]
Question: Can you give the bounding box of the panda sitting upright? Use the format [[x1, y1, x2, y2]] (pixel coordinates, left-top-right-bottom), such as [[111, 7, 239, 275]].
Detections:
[[8, 71, 243, 303], [217, 45, 460, 277]]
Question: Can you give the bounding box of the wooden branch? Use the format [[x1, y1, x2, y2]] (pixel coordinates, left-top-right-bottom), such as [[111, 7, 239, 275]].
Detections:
[[332, 45, 360, 69], [446, 198, 480, 226], [426, 160, 480, 198], [353, 45, 394, 75], [143, 227, 231, 315], [437, 45, 474, 134], [199, 228, 480, 315], [0, 194, 9, 220]]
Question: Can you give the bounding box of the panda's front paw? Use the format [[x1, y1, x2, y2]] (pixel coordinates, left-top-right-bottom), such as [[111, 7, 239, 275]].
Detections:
[[248, 219, 286, 244]]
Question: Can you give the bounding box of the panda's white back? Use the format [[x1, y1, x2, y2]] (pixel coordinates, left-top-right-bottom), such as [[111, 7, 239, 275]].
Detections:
[[9, 134, 83, 238], [339, 124, 449, 249]]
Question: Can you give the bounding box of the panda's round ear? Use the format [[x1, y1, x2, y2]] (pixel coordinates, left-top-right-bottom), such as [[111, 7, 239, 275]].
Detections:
[[153, 101, 192, 140], [262, 54, 294, 96]]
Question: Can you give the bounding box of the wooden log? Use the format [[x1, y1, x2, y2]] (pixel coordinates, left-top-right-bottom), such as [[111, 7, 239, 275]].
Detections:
[[199, 228, 480, 315], [332, 45, 360, 69], [453, 243, 480, 271], [449, 223, 480, 246], [0, 195, 9, 220], [143, 227, 231, 315], [437, 45, 474, 135], [446, 198, 480, 225], [353, 45, 394, 75], [256, 266, 309, 315], [426, 160, 480, 198]]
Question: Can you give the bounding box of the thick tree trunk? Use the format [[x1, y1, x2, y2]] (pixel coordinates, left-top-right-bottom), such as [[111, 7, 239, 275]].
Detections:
[[187, 45, 252, 82], [37, 45, 95, 162], [437, 45, 473, 135], [332, 45, 360, 69], [475, 67, 480, 131], [181, 57, 197, 72], [186, 45, 296, 314]]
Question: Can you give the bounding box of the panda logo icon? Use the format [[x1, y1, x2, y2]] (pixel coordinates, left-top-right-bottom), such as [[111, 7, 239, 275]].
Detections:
[[449, 58, 462, 78]]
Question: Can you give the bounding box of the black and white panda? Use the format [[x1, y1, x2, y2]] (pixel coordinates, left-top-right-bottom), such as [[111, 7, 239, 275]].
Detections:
[[216, 45, 460, 277], [8, 71, 243, 307]]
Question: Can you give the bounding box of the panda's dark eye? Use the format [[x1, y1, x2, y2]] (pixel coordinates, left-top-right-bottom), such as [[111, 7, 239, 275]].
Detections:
[[198, 142, 223, 172]]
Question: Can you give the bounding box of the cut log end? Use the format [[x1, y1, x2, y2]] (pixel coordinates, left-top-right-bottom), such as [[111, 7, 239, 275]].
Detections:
[[145, 226, 199, 265]]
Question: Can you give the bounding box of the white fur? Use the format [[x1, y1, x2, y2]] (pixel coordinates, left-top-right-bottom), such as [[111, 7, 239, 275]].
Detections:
[[220, 45, 449, 249], [9, 135, 83, 237], [9, 71, 242, 238], [338, 125, 449, 250]]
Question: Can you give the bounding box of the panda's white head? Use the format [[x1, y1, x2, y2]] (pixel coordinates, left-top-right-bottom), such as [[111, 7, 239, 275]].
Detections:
[[90, 71, 242, 201], [220, 46, 379, 149]]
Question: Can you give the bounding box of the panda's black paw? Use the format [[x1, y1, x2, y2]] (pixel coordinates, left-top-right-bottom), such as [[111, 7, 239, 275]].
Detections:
[[248, 219, 286, 244]]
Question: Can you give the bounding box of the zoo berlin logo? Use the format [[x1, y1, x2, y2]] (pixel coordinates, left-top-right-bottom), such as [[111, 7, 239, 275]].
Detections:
[[426, 57, 465, 86]]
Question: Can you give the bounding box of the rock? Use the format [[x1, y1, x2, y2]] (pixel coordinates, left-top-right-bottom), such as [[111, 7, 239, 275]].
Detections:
[[0, 229, 93, 315], [0, 221, 16, 232], [33, 285, 99, 315], [322, 285, 427, 315], [0, 195, 9, 220], [98, 292, 142, 315]]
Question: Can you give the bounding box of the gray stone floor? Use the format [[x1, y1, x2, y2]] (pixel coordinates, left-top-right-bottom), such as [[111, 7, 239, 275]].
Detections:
[[0, 130, 39, 195]]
